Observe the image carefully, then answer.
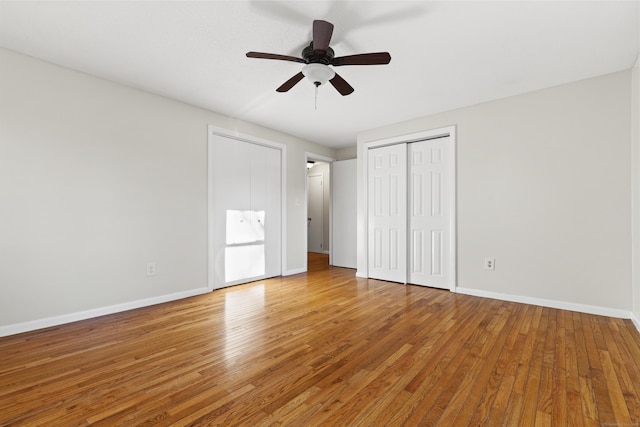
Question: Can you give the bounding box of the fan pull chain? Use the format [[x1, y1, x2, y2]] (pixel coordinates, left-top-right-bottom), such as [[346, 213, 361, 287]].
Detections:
[[314, 83, 318, 110]]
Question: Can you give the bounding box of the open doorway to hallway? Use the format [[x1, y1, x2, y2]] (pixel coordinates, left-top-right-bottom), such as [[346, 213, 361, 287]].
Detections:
[[307, 160, 330, 255]]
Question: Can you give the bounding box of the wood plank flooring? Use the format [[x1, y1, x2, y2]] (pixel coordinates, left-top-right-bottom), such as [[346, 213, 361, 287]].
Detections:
[[1, 253, 639, 426]]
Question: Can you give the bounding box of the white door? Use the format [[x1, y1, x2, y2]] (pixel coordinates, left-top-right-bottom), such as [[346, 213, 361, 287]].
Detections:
[[210, 135, 281, 289], [408, 137, 451, 289], [307, 174, 324, 253], [367, 144, 407, 283]]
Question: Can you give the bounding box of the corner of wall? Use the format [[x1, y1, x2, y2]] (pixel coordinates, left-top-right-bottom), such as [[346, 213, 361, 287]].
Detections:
[[632, 312, 640, 334], [632, 53, 640, 328], [336, 145, 357, 160]]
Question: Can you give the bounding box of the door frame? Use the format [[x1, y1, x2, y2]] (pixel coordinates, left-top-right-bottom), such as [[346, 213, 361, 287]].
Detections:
[[307, 173, 324, 253], [359, 125, 457, 291], [208, 125, 287, 291], [305, 152, 335, 270]]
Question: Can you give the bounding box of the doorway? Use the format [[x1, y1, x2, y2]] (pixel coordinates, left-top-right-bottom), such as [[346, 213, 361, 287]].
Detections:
[[305, 154, 334, 270], [307, 160, 329, 254], [307, 173, 324, 253]]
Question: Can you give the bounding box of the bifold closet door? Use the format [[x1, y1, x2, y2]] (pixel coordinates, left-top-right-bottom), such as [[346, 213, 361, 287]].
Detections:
[[367, 143, 407, 283], [211, 135, 281, 289]]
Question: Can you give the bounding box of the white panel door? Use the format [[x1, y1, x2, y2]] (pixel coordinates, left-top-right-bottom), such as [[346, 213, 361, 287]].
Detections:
[[408, 137, 451, 289], [307, 174, 324, 253], [211, 135, 281, 289], [368, 144, 407, 283]]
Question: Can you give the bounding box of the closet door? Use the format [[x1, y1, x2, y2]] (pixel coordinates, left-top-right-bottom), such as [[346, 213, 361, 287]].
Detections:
[[367, 144, 407, 283], [408, 137, 451, 289], [250, 143, 282, 282], [210, 135, 281, 289]]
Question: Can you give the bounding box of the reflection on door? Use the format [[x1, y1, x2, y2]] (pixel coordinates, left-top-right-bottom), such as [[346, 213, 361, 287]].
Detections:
[[225, 209, 266, 282]]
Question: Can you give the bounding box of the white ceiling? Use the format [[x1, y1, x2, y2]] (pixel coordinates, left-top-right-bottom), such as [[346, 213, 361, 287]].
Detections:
[[1, 1, 638, 148]]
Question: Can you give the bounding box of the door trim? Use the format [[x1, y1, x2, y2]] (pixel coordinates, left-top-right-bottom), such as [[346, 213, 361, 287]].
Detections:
[[208, 125, 287, 291], [360, 125, 457, 291]]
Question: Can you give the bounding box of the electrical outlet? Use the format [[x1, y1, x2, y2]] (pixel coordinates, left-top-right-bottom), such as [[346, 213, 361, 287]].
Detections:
[[484, 258, 495, 271], [146, 262, 157, 276]]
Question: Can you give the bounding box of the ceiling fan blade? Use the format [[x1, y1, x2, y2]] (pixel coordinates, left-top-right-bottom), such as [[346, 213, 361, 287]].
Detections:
[[276, 72, 305, 92], [312, 20, 334, 52], [332, 52, 391, 66], [329, 73, 354, 96], [246, 51, 306, 63]]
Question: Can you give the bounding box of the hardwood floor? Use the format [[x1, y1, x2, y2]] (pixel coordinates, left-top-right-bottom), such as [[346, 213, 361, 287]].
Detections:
[[1, 253, 640, 426]]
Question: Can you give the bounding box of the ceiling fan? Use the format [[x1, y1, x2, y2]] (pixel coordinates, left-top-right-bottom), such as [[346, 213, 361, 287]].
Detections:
[[246, 20, 391, 96]]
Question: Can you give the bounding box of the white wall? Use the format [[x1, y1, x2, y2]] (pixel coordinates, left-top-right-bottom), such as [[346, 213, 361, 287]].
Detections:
[[336, 145, 357, 161], [0, 48, 335, 334], [331, 159, 357, 269], [632, 54, 640, 328], [358, 70, 632, 315]]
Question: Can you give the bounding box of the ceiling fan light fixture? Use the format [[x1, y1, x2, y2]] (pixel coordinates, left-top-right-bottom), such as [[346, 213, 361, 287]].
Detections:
[[302, 63, 335, 87]]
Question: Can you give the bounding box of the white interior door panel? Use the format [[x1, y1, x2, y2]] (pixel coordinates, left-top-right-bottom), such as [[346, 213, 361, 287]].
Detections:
[[367, 144, 407, 283]]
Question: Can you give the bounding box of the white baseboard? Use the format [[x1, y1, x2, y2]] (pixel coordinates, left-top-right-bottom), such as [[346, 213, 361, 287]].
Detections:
[[283, 267, 306, 276], [0, 287, 210, 338], [330, 264, 357, 270], [355, 271, 368, 278], [6, 283, 636, 338], [456, 287, 632, 319], [632, 312, 640, 333]]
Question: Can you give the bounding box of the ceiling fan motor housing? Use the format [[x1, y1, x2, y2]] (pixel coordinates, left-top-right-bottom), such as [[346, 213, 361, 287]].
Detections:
[[303, 43, 335, 65]]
